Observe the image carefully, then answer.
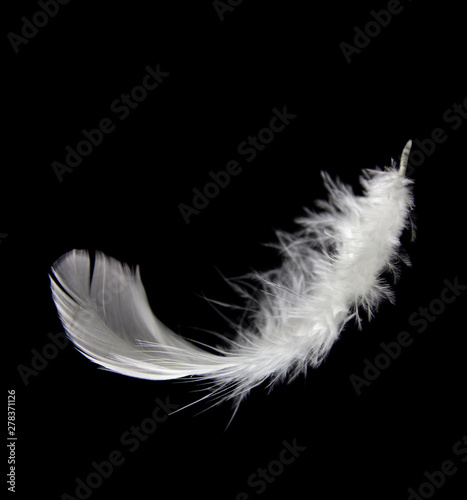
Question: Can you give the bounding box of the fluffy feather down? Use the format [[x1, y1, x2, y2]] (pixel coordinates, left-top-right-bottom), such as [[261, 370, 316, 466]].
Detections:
[[50, 142, 414, 407]]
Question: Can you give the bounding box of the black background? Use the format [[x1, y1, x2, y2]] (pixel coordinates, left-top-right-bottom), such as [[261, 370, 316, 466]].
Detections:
[[3, 1, 466, 499]]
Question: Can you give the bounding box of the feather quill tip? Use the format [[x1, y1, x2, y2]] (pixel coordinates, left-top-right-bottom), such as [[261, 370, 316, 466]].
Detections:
[[399, 139, 412, 176]]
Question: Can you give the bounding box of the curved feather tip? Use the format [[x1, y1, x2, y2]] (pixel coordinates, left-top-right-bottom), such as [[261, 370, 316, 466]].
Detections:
[[50, 142, 415, 411]]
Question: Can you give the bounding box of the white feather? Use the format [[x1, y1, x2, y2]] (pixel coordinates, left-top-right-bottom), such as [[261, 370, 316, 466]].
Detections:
[[50, 141, 414, 408]]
